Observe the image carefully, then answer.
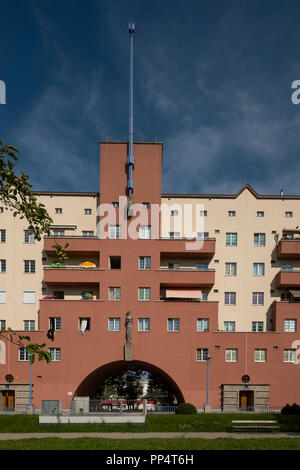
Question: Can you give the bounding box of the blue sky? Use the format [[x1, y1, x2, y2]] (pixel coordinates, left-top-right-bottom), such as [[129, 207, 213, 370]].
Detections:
[[1, 0, 300, 195]]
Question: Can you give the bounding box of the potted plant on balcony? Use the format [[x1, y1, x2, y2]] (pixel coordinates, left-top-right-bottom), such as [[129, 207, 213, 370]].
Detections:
[[51, 243, 69, 268]]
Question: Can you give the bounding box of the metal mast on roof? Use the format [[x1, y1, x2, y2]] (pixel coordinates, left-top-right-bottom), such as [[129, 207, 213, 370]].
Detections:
[[127, 21, 135, 198]]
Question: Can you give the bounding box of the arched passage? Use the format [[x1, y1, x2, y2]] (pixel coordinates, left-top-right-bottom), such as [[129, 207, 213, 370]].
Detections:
[[74, 360, 185, 403]]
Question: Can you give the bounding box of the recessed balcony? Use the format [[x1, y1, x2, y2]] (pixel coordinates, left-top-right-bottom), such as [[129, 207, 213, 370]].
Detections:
[[43, 266, 102, 286], [158, 237, 215, 257], [158, 268, 215, 287], [44, 236, 100, 257]]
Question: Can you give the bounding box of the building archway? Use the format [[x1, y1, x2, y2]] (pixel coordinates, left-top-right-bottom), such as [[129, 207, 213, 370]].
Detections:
[[74, 360, 185, 403]]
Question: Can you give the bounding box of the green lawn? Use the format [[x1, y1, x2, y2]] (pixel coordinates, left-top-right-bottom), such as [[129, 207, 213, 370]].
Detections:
[[0, 413, 299, 433], [0, 437, 300, 450]]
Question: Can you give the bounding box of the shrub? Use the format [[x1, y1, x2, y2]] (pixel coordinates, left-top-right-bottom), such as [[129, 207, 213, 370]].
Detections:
[[175, 403, 197, 415], [281, 403, 300, 415]]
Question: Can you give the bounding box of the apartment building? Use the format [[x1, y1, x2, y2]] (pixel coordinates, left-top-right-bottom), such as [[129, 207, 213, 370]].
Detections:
[[0, 141, 300, 412]]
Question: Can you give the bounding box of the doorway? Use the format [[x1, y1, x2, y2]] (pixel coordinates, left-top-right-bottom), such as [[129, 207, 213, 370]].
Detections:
[[239, 390, 254, 410], [1, 390, 15, 411]]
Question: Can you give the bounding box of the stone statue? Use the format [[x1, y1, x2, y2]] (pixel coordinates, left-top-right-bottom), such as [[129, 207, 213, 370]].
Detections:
[[125, 311, 133, 343]]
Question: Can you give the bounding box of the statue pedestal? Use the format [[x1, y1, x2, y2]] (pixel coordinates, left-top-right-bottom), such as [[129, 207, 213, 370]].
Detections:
[[124, 342, 133, 361]]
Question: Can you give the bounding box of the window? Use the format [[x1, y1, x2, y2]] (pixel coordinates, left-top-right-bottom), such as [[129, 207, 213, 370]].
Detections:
[[55, 208, 62, 214], [0, 260, 6, 273], [197, 263, 208, 271], [225, 262, 237, 276], [53, 229, 65, 237], [252, 292, 264, 306], [226, 233, 237, 246], [284, 349, 296, 363], [257, 211, 264, 217], [49, 317, 61, 331], [255, 349, 267, 362], [285, 211, 293, 217], [0, 320, 6, 330], [49, 348, 61, 361], [24, 320, 35, 331], [109, 225, 121, 239], [196, 348, 208, 361], [0, 229, 6, 243], [139, 225, 151, 239], [82, 231, 94, 237], [138, 318, 150, 332], [23, 291, 35, 304], [108, 317, 120, 331], [24, 260, 35, 274], [108, 287, 121, 301], [197, 318, 209, 332], [225, 349, 237, 362], [169, 232, 180, 239], [0, 290, 6, 304], [142, 202, 150, 208], [18, 348, 29, 361], [139, 256, 151, 270], [112, 202, 119, 208], [0, 207, 3, 213], [170, 210, 179, 216], [284, 319, 297, 332], [79, 318, 90, 332], [254, 233, 265, 246], [138, 287, 151, 301], [252, 321, 264, 332], [53, 291, 64, 300], [167, 318, 180, 332], [197, 232, 209, 240], [281, 264, 293, 271], [109, 256, 121, 270], [84, 208, 92, 215], [24, 230, 35, 243], [253, 263, 265, 276], [201, 292, 208, 301], [200, 210, 207, 216], [228, 211, 236, 217], [224, 292, 236, 305], [224, 321, 235, 332], [168, 262, 180, 270]]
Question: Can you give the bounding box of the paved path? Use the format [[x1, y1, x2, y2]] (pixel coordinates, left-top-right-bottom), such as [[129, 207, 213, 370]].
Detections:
[[0, 432, 299, 440]]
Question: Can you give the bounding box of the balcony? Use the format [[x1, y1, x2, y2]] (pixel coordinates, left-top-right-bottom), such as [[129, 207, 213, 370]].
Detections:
[[44, 236, 100, 257], [158, 268, 215, 287], [43, 266, 102, 286], [277, 238, 300, 259], [158, 237, 215, 257], [276, 268, 300, 288]]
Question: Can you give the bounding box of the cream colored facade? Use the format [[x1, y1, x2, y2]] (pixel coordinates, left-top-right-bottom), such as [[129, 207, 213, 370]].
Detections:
[[0, 192, 98, 330], [161, 185, 300, 332], [0, 184, 299, 333]]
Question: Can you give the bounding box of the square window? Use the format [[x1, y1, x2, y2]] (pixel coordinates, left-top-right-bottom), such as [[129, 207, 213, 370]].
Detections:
[[24, 230, 35, 243], [108, 287, 121, 301], [224, 321, 235, 332], [197, 318, 209, 332], [55, 208, 62, 214], [139, 256, 151, 270], [109, 256, 121, 270], [225, 262, 237, 276], [254, 233, 265, 246], [226, 233, 237, 246], [169, 232, 180, 239], [224, 292, 236, 305], [82, 231, 94, 237], [257, 211, 264, 217], [79, 318, 90, 333], [138, 287, 151, 301], [24, 260, 35, 274], [285, 211, 293, 217], [254, 349, 267, 362], [225, 349, 237, 362], [0, 320, 6, 330], [196, 348, 208, 361], [167, 318, 180, 331], [109, 225, 121, 239], [228, 211, 236, 217], [108, 317, 120, 331], [170, 210, 179, 216], [284, 349, 296, 362], [84, 208, 92, 215], [0, 259, 6, 273], [253, 263, 265, 276], [252, 321, 264, 332], [197, 232, 209, 240], [23, 291, 35, 304], [49, 317, 61, 331], [138, 318, 150, 331], [200, 210, 207, 216], [284, 319, 297, 332], [252, 292, 264, 305], [139, 225, 151, 239], [18, 348, 29, 361], [49, 348, 61, 361], [0, 230, 6, 243], [24, 320, 35, 331]]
